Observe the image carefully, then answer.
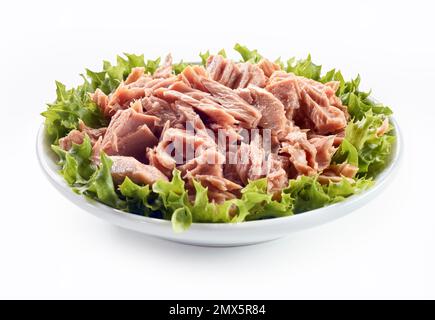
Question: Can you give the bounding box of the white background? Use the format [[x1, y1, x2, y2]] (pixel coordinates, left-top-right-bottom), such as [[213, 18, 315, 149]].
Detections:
[[1, 0, 434, 299]]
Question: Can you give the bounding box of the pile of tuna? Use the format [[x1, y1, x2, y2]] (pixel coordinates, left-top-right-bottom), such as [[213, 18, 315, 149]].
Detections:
[[59, 54, 358, 203]]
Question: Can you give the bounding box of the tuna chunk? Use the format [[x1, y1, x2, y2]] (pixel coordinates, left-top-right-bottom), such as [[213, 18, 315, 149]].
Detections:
[[257, 58, 281, 77], [154, 88, 238, 127], [266, 72, 301, 120], [235, 62, 266, 88], [234, 134, 288, 192], [206, 55, 267, 89], [101, 108, 159, 161], [179, 148, 225, 176], [266, 72, 348, 134], [180, 149, 242, 203], [98, 73, 177, 118], [376, 118, 389, 136], [146, 147, 173, 178], [190, 174, 241, 192], [206, 55, 225, 81], [147, 123, 216, 177], [235, 133, 265, 182], [59, 121, 107, 151], [267, 154, 289, 193], [298, 82, 347, 134], [141, 95, 183, 130], [106, 85, 146, 116], [280, 126, 318, 177], [318, 163, 358, 185], [206, 55, 241, 89], [195, 98, 239, 127], [168, 81, 208, 99], [180, 65, 208, 92], [90, 89, 110, 118], [309, 135, 336, 171], [153, 54, 173, 78], [280, 143, 316, 177], [125, 67, 145, 85], [244, 85, 287, 137], [110, 156, 168, 185], [201, 78, 262, 128], [59, 130, 86, 151]]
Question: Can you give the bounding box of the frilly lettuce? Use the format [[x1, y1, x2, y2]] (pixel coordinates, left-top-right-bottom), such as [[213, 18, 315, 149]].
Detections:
[[346, 112, 394, 176], [42, 81, 105, 144], [286, 54, 322, 81], [86, 53, 161, 95], [234, 43, 262, 63]]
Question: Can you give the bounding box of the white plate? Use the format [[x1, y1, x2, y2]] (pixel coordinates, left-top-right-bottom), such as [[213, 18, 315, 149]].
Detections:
[[36, 118, 402, 247]]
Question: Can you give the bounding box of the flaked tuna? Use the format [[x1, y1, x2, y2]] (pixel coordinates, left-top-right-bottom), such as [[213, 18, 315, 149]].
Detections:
[[101, 108, 159, 161], [153, 54, 173, 79], [206, 55, 241, 89], [59, 130, 86, 151], [376, 118, 389, 136], [59, 120, 107, 151], [266, 71, 348, 133], [235, 62, 266, 88], [180, 65, 208, 92], [318, 163, 359, 185], [201, 78, 262, 128], [180, 149, 242, 203], [78, 52, 360, 205], [244, 85, 287, 136], [90, 89, 110, 118], [267, 154, 289, 193], [266, 72, 301, 120], [257, 58, 281, 78], [110, 156, 168, 185], [206, 55, 267, 90], [234, 134, 288, 192], [298, 82, 347, 134], [280, 126, 318, 177], [125, 67, 145, 85], [154, 88, 238, 127], [309, 135, 336, 171]]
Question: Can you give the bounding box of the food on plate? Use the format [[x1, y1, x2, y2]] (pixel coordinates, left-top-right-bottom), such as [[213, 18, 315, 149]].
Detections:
[[42, 44, 395, 231]]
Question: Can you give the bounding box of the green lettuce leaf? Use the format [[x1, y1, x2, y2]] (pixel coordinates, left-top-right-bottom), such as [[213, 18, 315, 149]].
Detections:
[[190, 180, 235, 223], [82, 152, 125, 208], [344, 112, 394, 176], [240, 179, 294, 221], [325, 178, 373, 202], [199, 50, 210, 66], [317, 66, 394, 176], [285, 176, 330, 213], [332, 138, 359, 167], [234, 43, 262, 63], [319, 69, 392, 120], [51, 137, 123, 208], [152, 170, 190, 220], [41, 81, 105, 144], [119, 177, 152, 215], [86, 54, 161, 95], [285, 175, 373, 213], [286, 54, 322, 81], [51, 135, 95, 185], [173, 60, 188, 74], [171, 207, 193, 233]]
